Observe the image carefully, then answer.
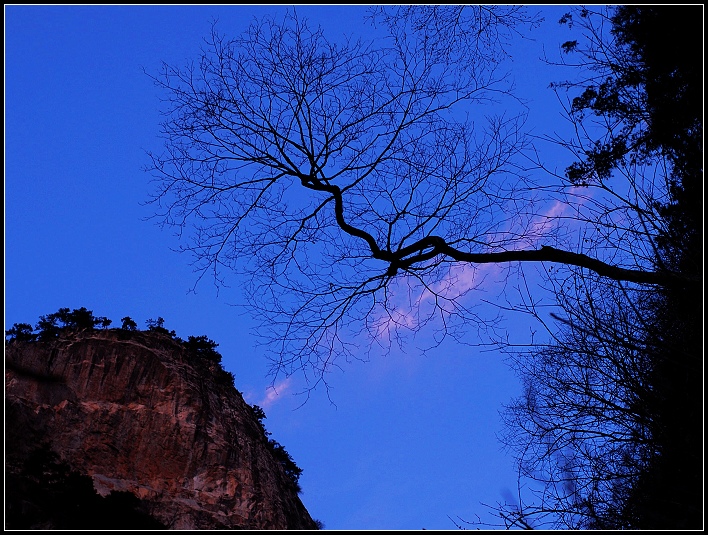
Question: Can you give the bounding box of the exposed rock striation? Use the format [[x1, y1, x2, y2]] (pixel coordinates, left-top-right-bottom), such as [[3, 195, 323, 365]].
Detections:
[[5, 329, 318, 529]]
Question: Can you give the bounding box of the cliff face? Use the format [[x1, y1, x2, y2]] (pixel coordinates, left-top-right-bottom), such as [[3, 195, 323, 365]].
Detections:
[[5, 329, 318, 530]]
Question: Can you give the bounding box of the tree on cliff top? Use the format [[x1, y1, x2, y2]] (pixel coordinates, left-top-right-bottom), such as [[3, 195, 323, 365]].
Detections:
[[5, 307, 112, 342]]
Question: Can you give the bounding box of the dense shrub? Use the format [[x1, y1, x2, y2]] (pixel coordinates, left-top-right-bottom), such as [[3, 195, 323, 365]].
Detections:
[[183, 335, 222, 363]]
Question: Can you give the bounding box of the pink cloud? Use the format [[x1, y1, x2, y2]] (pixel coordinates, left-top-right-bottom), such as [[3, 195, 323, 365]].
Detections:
[[372, 191, 590, 342], [258, 377, 293, 409], [523, 199, 568, 247]]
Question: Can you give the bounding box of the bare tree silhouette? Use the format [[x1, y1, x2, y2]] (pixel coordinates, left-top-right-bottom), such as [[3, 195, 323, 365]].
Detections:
[[146, 8, 696, 394]]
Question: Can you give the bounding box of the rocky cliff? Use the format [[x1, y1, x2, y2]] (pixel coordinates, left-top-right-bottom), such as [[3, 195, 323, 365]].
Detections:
[[5, 327, 318, 530]]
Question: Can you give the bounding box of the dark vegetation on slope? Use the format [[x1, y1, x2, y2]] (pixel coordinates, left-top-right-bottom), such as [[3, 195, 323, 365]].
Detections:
[[6, 444, 168, 530]]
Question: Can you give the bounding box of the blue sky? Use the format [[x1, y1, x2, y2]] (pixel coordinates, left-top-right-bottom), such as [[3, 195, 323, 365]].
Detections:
[[5, 5, 578, 529]]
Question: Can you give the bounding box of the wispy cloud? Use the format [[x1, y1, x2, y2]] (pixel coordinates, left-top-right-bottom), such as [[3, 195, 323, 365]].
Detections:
[[372, 194, 588, 342], [258, 377, 294, 409]]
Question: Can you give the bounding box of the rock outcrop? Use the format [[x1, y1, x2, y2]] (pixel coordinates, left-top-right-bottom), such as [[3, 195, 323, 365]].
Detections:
[[5, 328, 318, 530]]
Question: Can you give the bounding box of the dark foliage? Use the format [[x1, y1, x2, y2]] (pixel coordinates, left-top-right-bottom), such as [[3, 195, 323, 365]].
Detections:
[[181, 334, 239, 388], [213, 368, 236, 388], [5, 322, 37, 342], [564, 6, 702, 259], [6, 308, 114, 342], [561, 8, 702, 528], [497, 6, 703, 529], [5, 445, 166, 529], [183, 334, 222, 363], [121, 316, 138, 330], [269, 441, 304, 490], [250, 404, 303, 492], [145, 316, 178, 338]]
